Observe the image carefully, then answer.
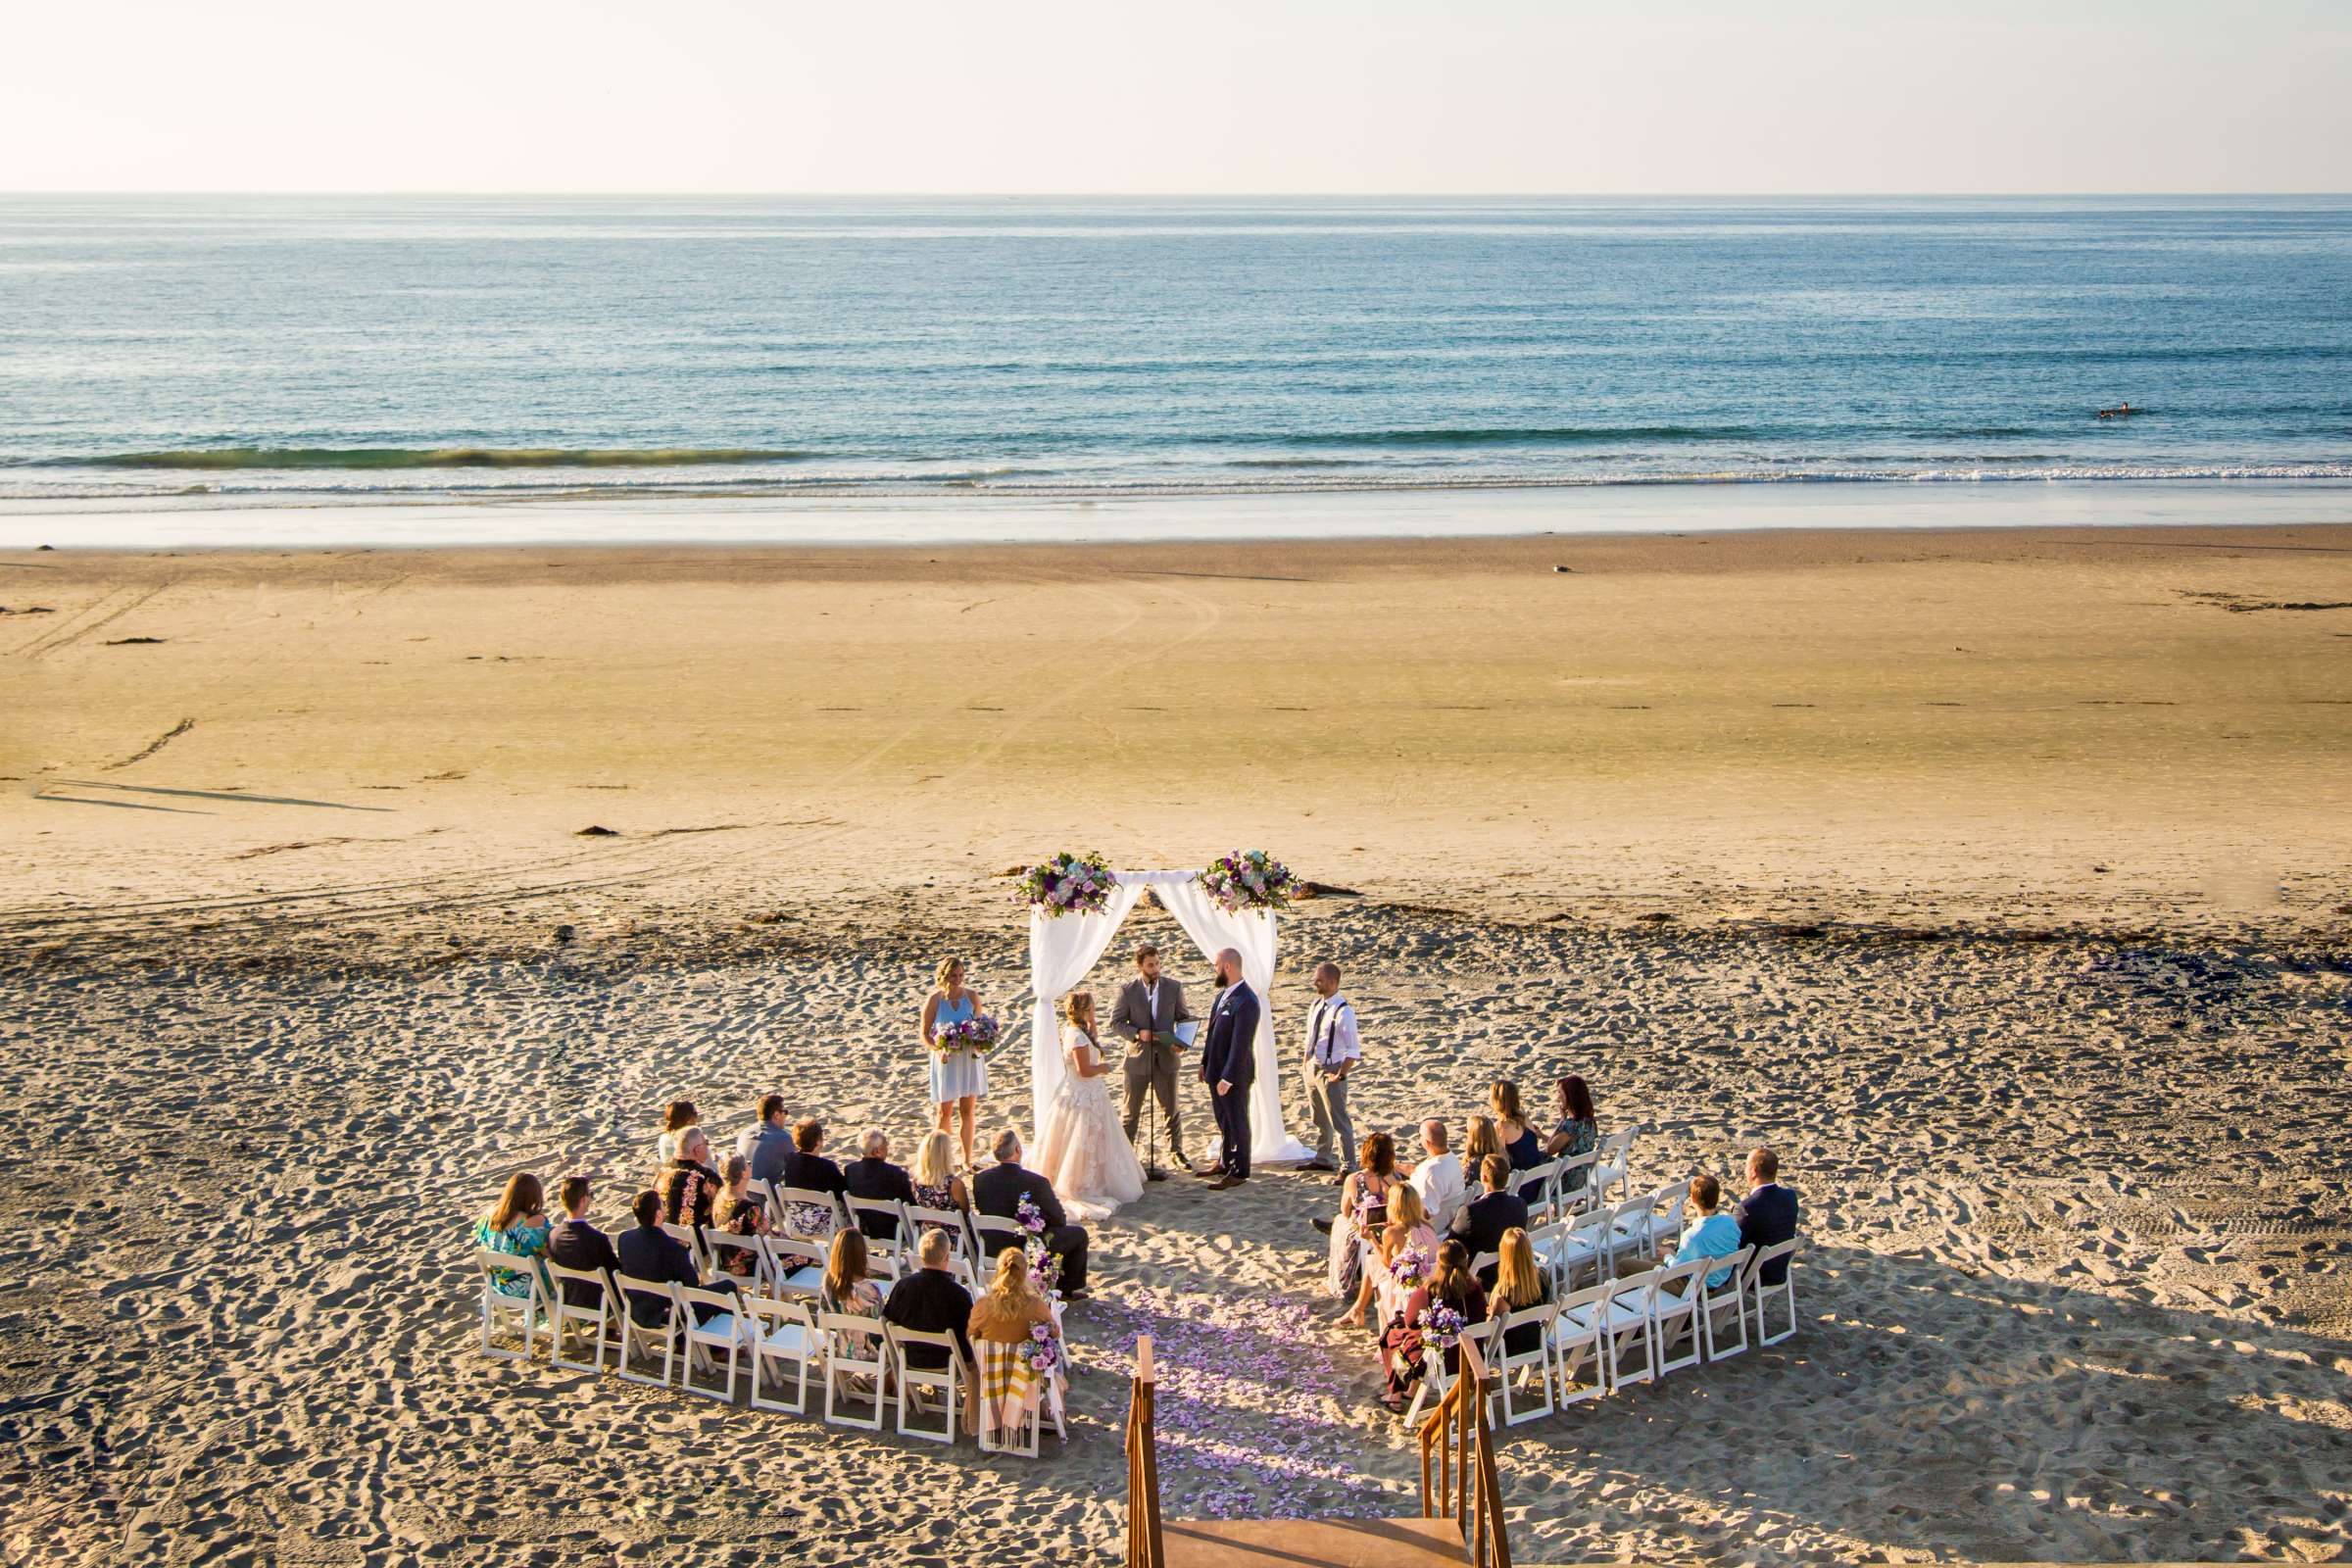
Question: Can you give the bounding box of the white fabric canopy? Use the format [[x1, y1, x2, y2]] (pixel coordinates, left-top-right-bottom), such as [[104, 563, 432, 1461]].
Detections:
[[1025, 868, 1310, 1165]]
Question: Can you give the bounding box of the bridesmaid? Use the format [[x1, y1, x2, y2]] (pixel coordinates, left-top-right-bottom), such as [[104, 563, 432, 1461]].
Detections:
[[923, 956, 987, 1171]]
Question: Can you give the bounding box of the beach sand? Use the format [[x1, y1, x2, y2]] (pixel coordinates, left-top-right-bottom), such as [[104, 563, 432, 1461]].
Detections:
[[3, 522, 2349, 1564]]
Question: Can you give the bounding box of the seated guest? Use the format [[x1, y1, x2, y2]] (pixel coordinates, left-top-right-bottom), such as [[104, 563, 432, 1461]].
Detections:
[[882, 1227, 978, 1374], [1543, 1074, 1600, 1180], [1405, 1118, 1465, 1234], [473, 1173, 551, 1299], [710, 1154, 770, 1278], [844, 1127, 918, 1243], [616, 1188, 727, 1326], [818, 1228, 886, 1359], [1366, 1183, 1439, 1335], [1448, 1154, 1530, 1286], [1461, 1113, 1504, 1177], [778, 1116, 849, 1237], [1320, 1131, 1399, 1312], [969, 1245, 1066, 1440], [1380, 1238, 1488, 1414], [1491, 1227, 1551, 1355], [1490, 1080, 1542, 1171], [971, 1129, 1089, 1299], [1670, 1173, 1743, 1290], [909, 1129, 972, 1220], [545, 1175, 620, 1306], [1736, 1147, 1799, 1284], [658, 1126, 721, 1228], [735, 1093, 793, 1184], [656, 1100, 699, 1174]]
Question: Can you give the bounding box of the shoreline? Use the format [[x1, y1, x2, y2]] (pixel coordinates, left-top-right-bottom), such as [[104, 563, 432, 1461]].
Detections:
[[9, 476, 2352, 552]]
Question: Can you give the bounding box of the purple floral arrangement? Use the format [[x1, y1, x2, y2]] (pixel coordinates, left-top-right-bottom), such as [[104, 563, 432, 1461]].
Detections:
[[1392, 1244, 1432, 1292], [1197, 849, 1298, 913], [1020, 1320, 1061, 1378], [1016, 1192, 1061, 1291], [932, 1013, 1001, 1057], [1418, 1301, 1467, 1350], [1018, 851, 1117, 917]]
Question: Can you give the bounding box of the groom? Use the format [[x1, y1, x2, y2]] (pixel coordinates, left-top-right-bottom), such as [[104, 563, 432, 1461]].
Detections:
[[1198, 947, 1259, 1189]]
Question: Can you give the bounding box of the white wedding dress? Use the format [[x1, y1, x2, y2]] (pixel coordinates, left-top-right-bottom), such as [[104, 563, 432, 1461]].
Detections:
[[1033, 1025, 1148, 1222]]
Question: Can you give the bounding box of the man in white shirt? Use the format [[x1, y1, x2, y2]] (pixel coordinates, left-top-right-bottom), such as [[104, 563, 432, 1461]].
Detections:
[[1301, 961, 1360, 1178], [1406, 1118, 1465, 1233]]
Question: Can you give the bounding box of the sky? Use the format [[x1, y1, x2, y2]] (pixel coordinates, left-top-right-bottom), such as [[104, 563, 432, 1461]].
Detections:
[[4, 0, 2348, 194]]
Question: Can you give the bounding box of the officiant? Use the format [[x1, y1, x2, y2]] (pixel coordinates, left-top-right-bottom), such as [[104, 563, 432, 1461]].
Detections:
[[1109, 943, 1196, 1169]]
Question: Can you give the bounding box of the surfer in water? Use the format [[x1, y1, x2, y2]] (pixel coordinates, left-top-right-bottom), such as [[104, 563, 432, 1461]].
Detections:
[[2098, 401, 2136, 419]]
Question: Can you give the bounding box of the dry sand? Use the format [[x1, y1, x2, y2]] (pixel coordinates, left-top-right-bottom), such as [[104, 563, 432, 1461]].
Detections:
[[2, 523, 2349, 1565]]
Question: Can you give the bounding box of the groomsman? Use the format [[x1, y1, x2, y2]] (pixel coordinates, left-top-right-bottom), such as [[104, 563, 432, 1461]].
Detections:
[[1110, 943, 1195, 1167], [1300, 961, 1360, 1178]]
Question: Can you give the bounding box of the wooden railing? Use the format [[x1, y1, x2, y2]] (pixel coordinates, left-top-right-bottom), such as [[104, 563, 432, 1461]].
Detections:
[[1418, 1336, 1512, 1568], [1126, 1335, 1165, 1568]]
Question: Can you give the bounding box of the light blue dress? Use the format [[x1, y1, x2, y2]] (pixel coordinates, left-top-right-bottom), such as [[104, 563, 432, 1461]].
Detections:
[[928, 991, 987, 1103]]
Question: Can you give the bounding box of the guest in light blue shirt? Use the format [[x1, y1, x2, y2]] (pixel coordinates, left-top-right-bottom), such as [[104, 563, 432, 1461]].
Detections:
[[1671, 1173, 1743, 1291]]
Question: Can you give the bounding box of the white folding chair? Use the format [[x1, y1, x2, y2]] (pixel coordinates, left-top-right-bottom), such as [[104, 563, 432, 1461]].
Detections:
[[971, 1213, 1025, 1265], [1507, 1159, 1561, 1223], [1748, 1238, 1803, 1346], [1647, 1256, 1710, 1377], [1591, 1267, 1662, 1391], [818, 1312, 888, 1430], [744, 1177, 776, 1214], [951, 1254, 984, 1297], [778, 1187, 846, 1244], [846, 1198, 910, 1279], [1548, 1279, 1614, 1405], [1469, 1250, 1500, 1288], [1490, 1301, 1560, 1427], [676, 1282, 750, 1402], [1542, 1206, 1615, 1293], [661, 1222, 712, 1277], [761, 1234, 827, 1298], [977, 1342, 1067, 1455], [701, 1229, 770, 1293], [610, 1270, 678, 1387], [472, 1249, 545, 1361], [544, 1259, 621, 1374], [1551, 1150, 1600, 1215], [1643, 1182, 1690, 1253], [905, 1204, 979, 1271], [746, 1295, 821, 1414], [888, 1326, 968, 1444], [1696, 1245, 1755, 1361], [1604, 1194, 1656, 1273], [1404, 1318, 1498, 1426]]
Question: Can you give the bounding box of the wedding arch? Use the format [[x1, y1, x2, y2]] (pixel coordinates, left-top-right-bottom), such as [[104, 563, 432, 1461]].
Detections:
[[1025, 868, 1312, 1166]]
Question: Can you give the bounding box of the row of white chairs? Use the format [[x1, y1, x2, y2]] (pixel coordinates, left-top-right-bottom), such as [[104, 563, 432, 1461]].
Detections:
[[1499, 1125, 1638, 1228], [1411, 1237, 1804, 1427], [473, 1247, 1066, 1455]]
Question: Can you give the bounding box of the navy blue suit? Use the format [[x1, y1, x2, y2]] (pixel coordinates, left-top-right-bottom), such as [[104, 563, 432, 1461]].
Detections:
[[1199, 979, 1260, 1180], [1737, 1183, 1800, 1284]]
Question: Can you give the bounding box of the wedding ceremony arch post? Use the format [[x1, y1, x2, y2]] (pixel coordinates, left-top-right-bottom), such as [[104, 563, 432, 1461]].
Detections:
[[1026, 869, 1312, 1166]]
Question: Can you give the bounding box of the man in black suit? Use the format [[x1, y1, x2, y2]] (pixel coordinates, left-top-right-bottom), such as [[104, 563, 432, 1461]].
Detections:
[[1448, 1154, 1530, 1287], [970, 1129, 1090, 1298], [1736, 1147, 1800, 1285], [545, 1175, 620, 1308], [881, 1228, 977, 1374], [1197, 947, 1259, 1188], [777, 1116, 849, 1201], [843, 1128, 917, 1242], [614, 1189, 714, 1326]]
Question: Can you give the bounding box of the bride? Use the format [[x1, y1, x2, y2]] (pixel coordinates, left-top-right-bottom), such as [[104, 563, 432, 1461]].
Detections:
[[1033, 991, 1147, 1222]]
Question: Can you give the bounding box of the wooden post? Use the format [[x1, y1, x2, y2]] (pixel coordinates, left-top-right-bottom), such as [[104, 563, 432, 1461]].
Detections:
[[1126, 1337, 1163, 1568]]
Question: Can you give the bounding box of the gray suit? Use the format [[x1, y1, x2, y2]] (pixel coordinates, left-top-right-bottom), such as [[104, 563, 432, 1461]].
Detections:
[[1108, 974, 1195, 1162]]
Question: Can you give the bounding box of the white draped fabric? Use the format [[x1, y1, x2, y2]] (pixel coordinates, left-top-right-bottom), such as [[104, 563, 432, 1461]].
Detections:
[[1025, 868, 1310, 1165]]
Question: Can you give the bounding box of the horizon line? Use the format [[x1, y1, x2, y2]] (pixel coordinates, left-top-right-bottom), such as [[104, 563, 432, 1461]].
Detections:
[[5, 189, 2351, 201]]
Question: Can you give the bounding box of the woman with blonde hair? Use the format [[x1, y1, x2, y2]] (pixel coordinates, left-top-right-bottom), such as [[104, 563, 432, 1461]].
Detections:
[[1030, 990, 1146, 1221], [1367, 1182, 1439, 1335], [909, 1128, 971, 1220], [1492, 1226, 1551, 1356], [1462, 1113, 1504, 1175], [922, 956, 988, 1170], [1491, 1080, 1541, 1170], [969, 1245, 1064, 1441]]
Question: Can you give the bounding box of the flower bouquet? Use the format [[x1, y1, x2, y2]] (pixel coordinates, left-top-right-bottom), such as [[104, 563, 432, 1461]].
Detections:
[[1018, 851, 1119, 917], [1417, 1301, 1467, 1351], [1392, 1244, 1432, 1293], [933, 1013, 1001, 1057], [1019, 1320, 1061, 1378], [1197, 849, 1299, 913], [1017, 1193, 1062, 1293]]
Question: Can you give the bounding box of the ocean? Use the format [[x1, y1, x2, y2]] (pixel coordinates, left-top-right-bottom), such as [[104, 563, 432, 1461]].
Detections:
[[4, 194, 2351, 544]]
